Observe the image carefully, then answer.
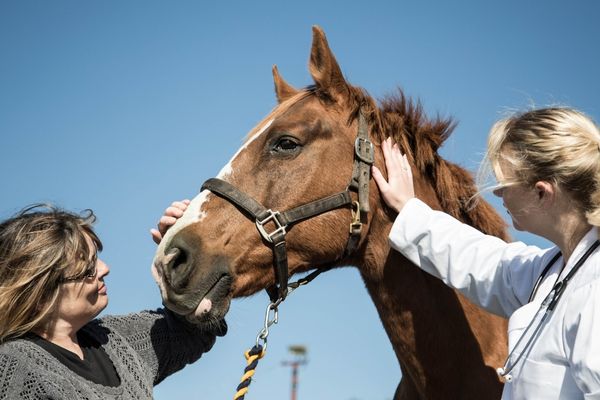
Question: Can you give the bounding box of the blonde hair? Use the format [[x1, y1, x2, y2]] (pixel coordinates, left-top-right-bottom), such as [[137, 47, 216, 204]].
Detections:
[[482, 107, 600, 225], [0, 204, 102, 343]]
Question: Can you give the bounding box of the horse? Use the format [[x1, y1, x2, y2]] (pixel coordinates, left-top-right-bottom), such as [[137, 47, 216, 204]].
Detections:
[[152, 26, 509, 399]]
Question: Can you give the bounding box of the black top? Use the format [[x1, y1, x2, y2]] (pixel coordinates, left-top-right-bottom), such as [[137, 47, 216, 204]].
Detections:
[[25, 330, 121, 387]]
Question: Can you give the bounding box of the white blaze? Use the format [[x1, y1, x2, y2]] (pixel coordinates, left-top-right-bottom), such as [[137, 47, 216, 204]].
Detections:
[[216, 118, 273, 180], [154, 118, 274, 259]]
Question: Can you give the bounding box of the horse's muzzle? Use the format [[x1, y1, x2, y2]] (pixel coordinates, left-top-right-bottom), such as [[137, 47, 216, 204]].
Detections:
[[153, 238, 234, 321]]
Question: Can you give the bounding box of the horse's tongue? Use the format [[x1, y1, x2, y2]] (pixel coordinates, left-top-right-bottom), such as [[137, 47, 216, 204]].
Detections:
[[194, 298, 212, 317]]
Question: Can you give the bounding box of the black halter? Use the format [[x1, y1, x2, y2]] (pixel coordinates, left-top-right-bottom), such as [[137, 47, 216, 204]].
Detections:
[[201, 110, 374, 304]]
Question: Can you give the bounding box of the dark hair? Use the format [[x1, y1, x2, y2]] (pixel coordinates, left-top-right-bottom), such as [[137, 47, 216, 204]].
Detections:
[[0, 204, 102, 342]]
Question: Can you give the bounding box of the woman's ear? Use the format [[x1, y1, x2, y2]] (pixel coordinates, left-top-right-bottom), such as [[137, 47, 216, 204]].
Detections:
[[534, 181, 556, 207]]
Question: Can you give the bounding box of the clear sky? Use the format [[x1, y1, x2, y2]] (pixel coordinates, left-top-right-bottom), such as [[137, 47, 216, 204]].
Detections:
[[1, 1, 599, 399]]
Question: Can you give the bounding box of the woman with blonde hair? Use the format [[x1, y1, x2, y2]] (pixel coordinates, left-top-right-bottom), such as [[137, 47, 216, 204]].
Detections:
[[373, 107, 600, 399], [0, 201, 223, 399]]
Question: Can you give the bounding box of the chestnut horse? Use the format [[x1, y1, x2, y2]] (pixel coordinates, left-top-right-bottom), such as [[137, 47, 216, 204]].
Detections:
[[153, 26, 509, 399]]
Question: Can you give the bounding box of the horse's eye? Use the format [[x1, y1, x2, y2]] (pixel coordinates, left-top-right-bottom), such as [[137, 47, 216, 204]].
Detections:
[[273, 137, 301, 153]]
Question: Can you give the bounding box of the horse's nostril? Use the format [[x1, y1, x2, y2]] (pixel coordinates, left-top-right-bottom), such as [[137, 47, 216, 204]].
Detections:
[[170, 247, 188, 271], [163, 239, 195, 290]]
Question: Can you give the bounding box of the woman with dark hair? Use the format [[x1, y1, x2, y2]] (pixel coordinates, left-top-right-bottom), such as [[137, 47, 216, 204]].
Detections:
[[0, 200, 223, 399]]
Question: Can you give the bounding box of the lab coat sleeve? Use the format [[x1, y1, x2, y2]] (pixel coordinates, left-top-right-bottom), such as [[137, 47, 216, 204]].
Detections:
[[389, 198, 548, 317], [563, 278, 600, 398]]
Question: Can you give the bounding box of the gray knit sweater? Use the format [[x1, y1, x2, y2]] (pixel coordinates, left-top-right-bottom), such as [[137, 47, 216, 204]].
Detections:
[[0, 309, 226, 399]]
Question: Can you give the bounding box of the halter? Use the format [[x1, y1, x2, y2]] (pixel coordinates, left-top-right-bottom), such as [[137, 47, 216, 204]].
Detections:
[[201, 109, 374, 304]]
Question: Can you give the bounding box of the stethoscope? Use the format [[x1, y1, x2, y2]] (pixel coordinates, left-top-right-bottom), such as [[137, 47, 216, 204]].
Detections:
[[496, 239, 600, 382]]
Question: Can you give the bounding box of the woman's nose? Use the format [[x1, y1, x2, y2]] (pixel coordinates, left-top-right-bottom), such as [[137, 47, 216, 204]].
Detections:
[[97, 259, 110, 278]]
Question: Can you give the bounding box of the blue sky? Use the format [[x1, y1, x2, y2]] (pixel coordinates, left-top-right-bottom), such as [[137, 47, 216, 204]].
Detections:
[[1, 1, 599, 399]]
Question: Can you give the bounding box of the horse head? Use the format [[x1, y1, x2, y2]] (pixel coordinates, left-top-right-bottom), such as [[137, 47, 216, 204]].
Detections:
[[152, 26, 383, 322]]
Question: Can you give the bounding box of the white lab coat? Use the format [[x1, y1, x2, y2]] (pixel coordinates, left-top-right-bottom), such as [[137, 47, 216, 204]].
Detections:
[[389, 198, 600, 399]]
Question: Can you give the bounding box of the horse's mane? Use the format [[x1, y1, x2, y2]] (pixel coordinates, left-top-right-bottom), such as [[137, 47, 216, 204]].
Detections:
[[348, 87, 508, 239]]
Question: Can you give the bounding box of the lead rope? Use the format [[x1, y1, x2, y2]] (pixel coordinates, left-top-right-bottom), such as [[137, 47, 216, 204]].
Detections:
[[233, 300, 279, 400], [232, 269, 326, 399], [233, 345, 267, 400]]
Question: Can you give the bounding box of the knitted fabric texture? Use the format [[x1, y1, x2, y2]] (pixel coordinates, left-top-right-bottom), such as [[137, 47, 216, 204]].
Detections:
[[0, 309, 226, 399]]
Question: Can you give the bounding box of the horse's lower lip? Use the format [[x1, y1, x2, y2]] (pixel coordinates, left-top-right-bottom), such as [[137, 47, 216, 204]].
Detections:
[[202, 273, 232, 302], [166, 273, 232, 317], [185, 275, 232, 321]]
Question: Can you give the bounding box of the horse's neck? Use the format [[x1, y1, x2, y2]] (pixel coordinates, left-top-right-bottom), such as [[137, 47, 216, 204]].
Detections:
[[357, 216, 506, 399]]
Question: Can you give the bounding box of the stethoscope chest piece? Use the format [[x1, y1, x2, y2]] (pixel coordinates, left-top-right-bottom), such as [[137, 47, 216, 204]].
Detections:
[[496, 367, 513, 382]]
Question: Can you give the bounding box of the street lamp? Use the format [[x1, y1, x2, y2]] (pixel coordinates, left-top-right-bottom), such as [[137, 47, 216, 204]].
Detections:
[[282, 345, 308, 400]]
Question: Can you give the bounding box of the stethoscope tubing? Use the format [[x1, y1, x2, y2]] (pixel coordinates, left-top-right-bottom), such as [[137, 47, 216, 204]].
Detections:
[[496, 240, 600, 382]]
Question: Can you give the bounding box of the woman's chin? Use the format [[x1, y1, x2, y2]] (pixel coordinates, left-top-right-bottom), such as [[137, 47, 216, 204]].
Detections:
[[510, 217, 523, 231]]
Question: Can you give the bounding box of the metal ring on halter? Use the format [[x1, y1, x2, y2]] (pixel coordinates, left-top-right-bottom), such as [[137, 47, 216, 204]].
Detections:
[[255, 209, 287, 243]]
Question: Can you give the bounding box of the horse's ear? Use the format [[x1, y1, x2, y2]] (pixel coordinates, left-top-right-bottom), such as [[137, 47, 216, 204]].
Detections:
[[272, 65, 299, 103], [309, 25, 350, 101]]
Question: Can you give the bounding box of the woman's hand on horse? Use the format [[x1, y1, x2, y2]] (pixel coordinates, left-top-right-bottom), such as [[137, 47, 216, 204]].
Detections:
[[151, 200, 191, 244], [372, 137, 415, 213]]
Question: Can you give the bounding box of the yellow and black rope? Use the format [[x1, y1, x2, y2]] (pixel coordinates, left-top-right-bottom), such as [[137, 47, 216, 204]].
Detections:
[[233, 344, 266, 400]]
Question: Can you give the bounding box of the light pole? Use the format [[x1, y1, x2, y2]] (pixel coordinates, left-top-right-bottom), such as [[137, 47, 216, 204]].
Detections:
[[282, 345, 308, 400]]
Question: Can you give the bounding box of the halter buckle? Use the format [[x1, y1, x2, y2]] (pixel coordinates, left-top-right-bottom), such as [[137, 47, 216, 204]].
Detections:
[[256, 210, 287, 243], [354, 137, 374, 164]]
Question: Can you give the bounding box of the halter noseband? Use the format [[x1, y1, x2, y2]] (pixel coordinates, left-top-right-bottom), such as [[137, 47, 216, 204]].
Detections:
[[201, 109, 374, 304]]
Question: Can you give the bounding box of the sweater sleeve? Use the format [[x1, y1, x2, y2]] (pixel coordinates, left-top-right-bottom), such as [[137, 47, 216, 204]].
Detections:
[[389, 198, 551, 317], [96, 309, 226, 385]]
